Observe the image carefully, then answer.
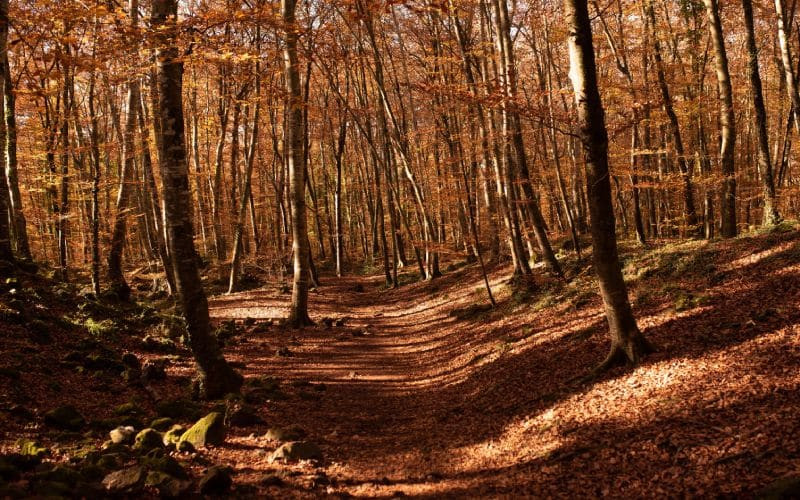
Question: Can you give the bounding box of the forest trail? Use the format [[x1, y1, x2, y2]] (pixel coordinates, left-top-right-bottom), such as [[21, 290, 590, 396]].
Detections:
[[203, 231, 800, 498]]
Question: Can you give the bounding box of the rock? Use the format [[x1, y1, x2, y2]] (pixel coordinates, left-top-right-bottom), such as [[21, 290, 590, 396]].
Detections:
[[121, 353, 141, 370], [17, 438, 49, 458], [109, 426, 136, 445], [758, 476, 800, 499], [150, 417, 173, 431], [142, 359, 168, 382], [44, 405, 85, 430], [35, 464, 82, 485], [114, 402, 143, 417], [226, 402, 264, 428], [276, 346, 293, 357], [146, 470, 192, 498], [102, 466, 145, 493], [157, 398, 201, 420], [271, 441, 323, 462], [179, 412, 226, 448], [261, 473, 284, 487], [133, 428, 163, 452], [199, 466, 233, 495], [176, 440, 195, 453], [162, 425, 186, 447], [264, 426, 306, 442], [141, 455, 188, 479]]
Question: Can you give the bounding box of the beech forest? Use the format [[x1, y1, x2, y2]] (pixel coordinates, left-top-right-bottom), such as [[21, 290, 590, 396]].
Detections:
[[1, 0, 800, 496]]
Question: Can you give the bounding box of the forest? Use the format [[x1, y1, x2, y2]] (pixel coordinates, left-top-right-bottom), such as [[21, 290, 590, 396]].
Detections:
[[1, 0, 800, 496]]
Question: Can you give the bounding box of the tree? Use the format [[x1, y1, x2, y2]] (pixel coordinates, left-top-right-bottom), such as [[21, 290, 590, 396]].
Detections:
[[742, 0, 779, 226], [283, 0, 313, 327], [107, 0, 140, 300], [564, 0, 652, 369], [151, 0, 242, 399], [703, 0, 736, 238], [0, 0, 12, 267]]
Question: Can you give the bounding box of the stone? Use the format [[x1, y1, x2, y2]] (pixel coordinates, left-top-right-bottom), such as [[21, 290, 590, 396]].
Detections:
[[102, 466, 145, 493], [150, 417, 173, 431], [142, 359, 168, 381], [199, 465, 233, 495], [44, 405, 85, 430], [157, 398, 201, 420], [121, 353, 141, 370], [226, 402, 264, 428], [260, 473, 284, 487], [179, 412, 226, 448], [162, 425, 186, 447], [264, 426, 306, 442], [133, 428, 163, 452], [270, 441, 323, 462], [141, 455, 188, 479], [109, 426, 136, 445], [114, 402, 143, 417], [146, 470, 192, 498]]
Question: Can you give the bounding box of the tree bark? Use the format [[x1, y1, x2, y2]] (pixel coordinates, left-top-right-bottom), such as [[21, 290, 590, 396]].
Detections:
[[564, 0, 652, 369], [742, 0, 780, 225], [151, 0, 242, 399], [283, 0, 313, 327], [704, 0, 737, 238]]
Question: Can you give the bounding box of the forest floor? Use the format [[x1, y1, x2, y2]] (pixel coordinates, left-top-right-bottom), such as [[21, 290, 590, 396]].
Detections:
[[2, 226, 800, 497]]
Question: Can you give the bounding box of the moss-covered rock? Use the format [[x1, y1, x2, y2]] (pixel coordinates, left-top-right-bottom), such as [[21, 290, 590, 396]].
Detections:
[[44, 405, 85, 430], [149, 417, 173, 431], [156, 398, 201, 420], [133, 428, 163, 452], [162, 425, 185, 448], [146, 470, 192, 498], [114, 402, 144, 417], [179, 412, 226, 448]]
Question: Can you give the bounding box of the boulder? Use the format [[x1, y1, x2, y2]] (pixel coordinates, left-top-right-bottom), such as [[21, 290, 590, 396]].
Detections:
[[264, 426, 306, 442], [44, 405, 85, 430], [162, 425, 186, 447], [109, 426, 136, 445], [179, 412, 226, 448], [157, 398, 201, 420], [149, 417, 174, 431], [146, 471, 192, 498], [199, 466, 233, 495], [133, 428, 163, 452], [270, 441, 322, 462], [226, 402, 264, 428], [102, 466, 145, 493]]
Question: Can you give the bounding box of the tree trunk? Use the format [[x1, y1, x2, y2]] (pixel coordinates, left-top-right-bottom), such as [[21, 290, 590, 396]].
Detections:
[[564, 0, 652, 369], [151, 0, 242, 399], [283, 0, 313, 327], [1, 0, 29, 261], [107, 0, 140, 299], [704, 0, 737, 238], [742, 0, 780, 225]]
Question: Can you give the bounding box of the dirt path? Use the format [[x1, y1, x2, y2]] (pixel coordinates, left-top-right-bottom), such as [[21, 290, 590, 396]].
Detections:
[[208, 269, 509, 497], [206, 234, 800, 498]]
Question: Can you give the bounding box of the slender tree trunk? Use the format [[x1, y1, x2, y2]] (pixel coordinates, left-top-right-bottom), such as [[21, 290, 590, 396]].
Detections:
[[704, 0, 737, 237], [742, 0, 780, 225], [0, 0, 12, 266], [564, 0, 652, 369], [107, 0, 140, 299], [151, 0, 242, 399], [1, 0, 29, 260], [283, 0, 313, 327]]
